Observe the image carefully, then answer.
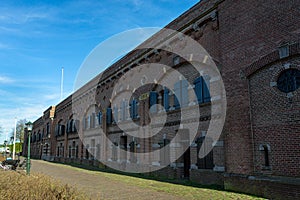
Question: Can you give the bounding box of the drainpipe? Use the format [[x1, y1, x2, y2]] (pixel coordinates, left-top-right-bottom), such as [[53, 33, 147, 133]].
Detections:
[[247, 78, 256, 174]]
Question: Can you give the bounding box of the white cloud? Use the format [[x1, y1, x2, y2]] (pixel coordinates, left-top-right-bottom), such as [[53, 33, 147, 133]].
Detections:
[[0, 75, 14, 84], [0, 105, 47, 139]]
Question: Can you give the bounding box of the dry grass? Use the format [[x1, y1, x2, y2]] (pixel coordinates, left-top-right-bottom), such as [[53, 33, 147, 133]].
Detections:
[[0, 170, 91, 200]]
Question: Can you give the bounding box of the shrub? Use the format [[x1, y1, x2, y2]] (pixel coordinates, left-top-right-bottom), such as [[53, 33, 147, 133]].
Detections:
[[0, 170, 90, 200]]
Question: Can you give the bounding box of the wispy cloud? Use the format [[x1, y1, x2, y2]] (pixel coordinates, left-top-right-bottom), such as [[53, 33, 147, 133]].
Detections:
[[0, 105, 47, 136], [0, 75, 14, 84]]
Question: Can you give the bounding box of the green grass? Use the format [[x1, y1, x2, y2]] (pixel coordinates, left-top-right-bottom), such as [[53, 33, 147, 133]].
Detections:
[[48, 161, 265, 200], [99, 171, 265, 199]]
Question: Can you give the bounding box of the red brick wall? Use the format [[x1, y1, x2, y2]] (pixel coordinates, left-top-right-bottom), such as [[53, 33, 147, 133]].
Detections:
[[249, 57, 300, 176], [218, 0, 300, 175], [224, 175, 300, 200]]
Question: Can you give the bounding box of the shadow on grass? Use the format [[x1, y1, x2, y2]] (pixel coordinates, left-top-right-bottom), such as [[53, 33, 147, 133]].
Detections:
[[50, 160, 221, 191], [35, 159, 264, 199]]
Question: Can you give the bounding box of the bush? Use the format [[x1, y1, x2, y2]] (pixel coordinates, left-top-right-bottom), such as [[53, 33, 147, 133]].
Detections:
[[0, 170, 90, 200]]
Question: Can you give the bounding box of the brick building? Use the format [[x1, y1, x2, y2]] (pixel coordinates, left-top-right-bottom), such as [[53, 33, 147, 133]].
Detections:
[[23, 0, 300, 199]]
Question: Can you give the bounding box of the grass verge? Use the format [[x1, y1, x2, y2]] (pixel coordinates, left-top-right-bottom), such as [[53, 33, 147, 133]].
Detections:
[[47, 161, 265, 200]]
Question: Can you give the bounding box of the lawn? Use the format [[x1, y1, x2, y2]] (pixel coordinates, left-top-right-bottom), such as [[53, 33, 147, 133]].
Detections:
[[53, 162, 265, 200], [2, 159, 266, 200], [90, 170, 264, 199]]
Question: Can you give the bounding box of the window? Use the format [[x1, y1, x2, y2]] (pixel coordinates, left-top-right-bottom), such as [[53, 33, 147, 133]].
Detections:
[[57, 146, 59, 157], [277, 69, 300, 93], [59, 125, 65, 136], [58, 143, 64, 157], [163, 87, 170, 111], [71, 141, 76, 158], [75, 145, 79, 158], [38, 131, 41, 141], [97, 112, 102, 125], [149, 91, 158, 113], [90, 139, 96, 160], [263, 145, 270, 167], [259, 144, 271, 170], [66, 120, 72, 133], [159, 138, 170, 166], [87, 116, 91, 129], [85, 144, 90, 160], [130, 99, 138, 119], [106, 107, 112, 124], [68, 145, 71, 158], [46, 123, 50, 136], [279, 45, 289, 58], [71, 120, 78, 133], [82, 117, 86, 130], [129, 140, 137, 163], [113, 105, 118, 123], [120, 100, 128, 121], [194, 76, 211, 104], [55, 124, 65, 137], [174, 80, 189, 109], [120, 135, 127, 162], [33, 133, 37, 142], [196, 136, 214, 169], [112, 142, 118, 161], [91, 113, 96, 128]]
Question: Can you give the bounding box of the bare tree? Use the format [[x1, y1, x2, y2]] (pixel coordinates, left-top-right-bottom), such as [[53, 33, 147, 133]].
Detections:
[[16, 119, 27, 144], [9, 119, 27, 144], [0, 125, 3, 144]]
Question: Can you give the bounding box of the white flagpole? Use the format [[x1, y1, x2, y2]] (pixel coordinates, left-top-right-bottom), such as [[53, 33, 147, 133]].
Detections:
[[60, 67, 64, 101], [12, 117, 17, 160]]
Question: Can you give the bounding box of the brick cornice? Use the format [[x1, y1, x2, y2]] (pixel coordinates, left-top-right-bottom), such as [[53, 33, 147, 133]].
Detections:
[[243, 42, 300, 78]]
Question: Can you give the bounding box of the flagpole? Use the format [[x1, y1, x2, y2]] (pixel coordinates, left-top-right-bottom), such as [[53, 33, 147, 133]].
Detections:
[[12, 117, 17, 160], [60, 67, 64, 101]]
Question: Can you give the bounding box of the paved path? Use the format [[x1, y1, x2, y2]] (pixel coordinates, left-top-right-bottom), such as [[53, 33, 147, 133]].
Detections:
[[31, 159, 183, 200]]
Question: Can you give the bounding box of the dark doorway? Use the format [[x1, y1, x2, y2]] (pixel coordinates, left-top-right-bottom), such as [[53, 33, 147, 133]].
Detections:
[[183, 147, 191, 178]]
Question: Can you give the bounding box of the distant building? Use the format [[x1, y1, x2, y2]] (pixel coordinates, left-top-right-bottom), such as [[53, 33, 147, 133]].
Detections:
[[24, 0, 300, 199]]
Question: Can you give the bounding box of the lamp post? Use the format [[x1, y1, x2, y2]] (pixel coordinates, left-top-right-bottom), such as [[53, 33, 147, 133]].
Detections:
[[3, 140, 7, 159], [25, 121, 33, 175]]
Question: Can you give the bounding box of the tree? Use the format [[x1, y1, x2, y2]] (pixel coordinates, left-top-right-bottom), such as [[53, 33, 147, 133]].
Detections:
[[0, 125, 3, 146], [7, 119, 27, 153], [16, 119, 27, 144], [9, 119, 27, 144]]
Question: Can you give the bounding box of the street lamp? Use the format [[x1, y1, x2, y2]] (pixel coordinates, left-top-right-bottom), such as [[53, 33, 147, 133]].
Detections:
[[3, 140, 7, 159], [25, 121, 33, 175]]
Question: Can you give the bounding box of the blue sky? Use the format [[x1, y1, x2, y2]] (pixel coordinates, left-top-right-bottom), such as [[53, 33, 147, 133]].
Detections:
[[0, 0, 199, 143]]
